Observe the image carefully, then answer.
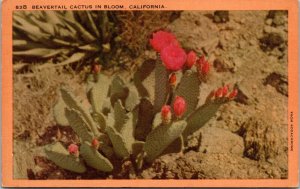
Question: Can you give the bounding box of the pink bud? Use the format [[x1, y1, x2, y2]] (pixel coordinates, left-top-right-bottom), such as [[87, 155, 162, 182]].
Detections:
[[186, 51, 197, 68], [214, 87, 223, 98], [228, 89, 238, 99], [173, 96, 186, 118], [197, 55, 210, 76], [161, 105, 172, 124], [222, 85, 229, 96], [91, 138, 100, 149], [201, 61, 210, 75], [92, 64, 101, 74], [169, 73, 177, 86], [68, 144, 79, 157]]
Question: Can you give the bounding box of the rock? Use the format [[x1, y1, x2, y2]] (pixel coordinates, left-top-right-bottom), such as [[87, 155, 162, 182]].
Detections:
[[213, 58, 233, 72], [213, 11, 230, 23], [168, 12, 219, 54], [198, 127, 244, 156], [240, 116, 280, 161], [259, 33, 284, 51], [263, 71, 288, 96], [266, 10, 287, 26], [265, 18, 273, 25]]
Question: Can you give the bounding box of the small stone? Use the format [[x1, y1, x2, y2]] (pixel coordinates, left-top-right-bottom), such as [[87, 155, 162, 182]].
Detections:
[[264, 26, 273, 33], [213, 11, 229, 23], [265, 18, 273, 25]]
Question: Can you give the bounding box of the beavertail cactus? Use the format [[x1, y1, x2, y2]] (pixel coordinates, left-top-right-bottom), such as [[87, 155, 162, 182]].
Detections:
[[46, 30, 238, 174]]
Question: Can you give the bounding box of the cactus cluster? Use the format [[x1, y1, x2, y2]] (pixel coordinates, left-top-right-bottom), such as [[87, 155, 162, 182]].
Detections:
[[13, 11, 130, 69], [45, 30, 237, 173]]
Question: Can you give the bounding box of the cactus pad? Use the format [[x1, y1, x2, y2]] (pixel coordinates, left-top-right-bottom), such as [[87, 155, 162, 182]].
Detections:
[[175, 70, 200, 117], [45, 142, 86, 173], [53, 96, 69, 126], [144, 120, 187, 162], [89, 73, 110, 114], [65, 108, 94, 142], [106, 126, 130, 158], [60, 87, 99, 136], [183, 101, 223, 138], [80, 142, 113, 172]]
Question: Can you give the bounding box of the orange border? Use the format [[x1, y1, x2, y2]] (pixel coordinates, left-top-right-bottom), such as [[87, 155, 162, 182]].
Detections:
[[2, 0, 299, 187]]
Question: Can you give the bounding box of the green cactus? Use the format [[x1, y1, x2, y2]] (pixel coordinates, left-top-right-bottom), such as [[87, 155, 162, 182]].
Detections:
[[60, 87, 100, 137], [45, 142, 86, 173], [88, 73, 111, 114], [183, 100, 224, 138], [53, 95, 69, 126], [46, 31, 236, 174], [80, 142, 113, 172], [174, 70, 200, 117], [144, 120, 187, 162], [65, 108, 95, 142]]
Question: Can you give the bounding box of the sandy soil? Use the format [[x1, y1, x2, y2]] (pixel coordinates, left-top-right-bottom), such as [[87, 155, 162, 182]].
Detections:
[[13, 10, 288, 179]]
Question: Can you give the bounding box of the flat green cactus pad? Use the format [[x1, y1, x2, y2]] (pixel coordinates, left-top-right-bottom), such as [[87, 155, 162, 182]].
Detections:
[[80, 142, 113, 172], [106, 126, 130, 158], [144, 120, 187, 162], [53, 96, 69, 126], [135, 98, 154, 141], [175, 70, 200, 117], [89, 73, 110, 114], [184, 101, 223, 138], [60, 87, 99, 136], [65, 108, 94, 142], [45, 142, 86, 173]]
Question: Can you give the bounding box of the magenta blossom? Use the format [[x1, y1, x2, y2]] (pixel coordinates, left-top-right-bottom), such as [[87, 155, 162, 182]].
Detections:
[[161, 43, 187, 71], [150, 31, 179, 52]]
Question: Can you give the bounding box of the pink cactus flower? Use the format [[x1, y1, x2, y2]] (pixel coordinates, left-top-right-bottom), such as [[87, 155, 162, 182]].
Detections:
[[161, 105, 172, 124], [68, 144, 79, 157], [186, 51, 197, 68], [173, 96, 186, 118], [228, 89, 238, 99], [150, 31, 179, 52], [91, 138, 100, 149], [161, 43, 187, 71]]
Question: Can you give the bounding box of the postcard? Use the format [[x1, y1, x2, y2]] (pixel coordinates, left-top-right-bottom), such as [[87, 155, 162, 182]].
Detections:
[[2, 0, 299, 187]]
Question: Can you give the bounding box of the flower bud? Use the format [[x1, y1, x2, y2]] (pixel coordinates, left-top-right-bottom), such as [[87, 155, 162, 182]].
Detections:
[[169, 73, 177, 87], [201, 61, 210, 75], [161, 105, 171, 125], [214, 87, 223, 98], [197, 55, 210, 77], [68, 144, 79, 157], [91, 138, 100, 149], [222, 85, 229, 96], [173, 96, 186, 118], [92, 64, 101, 74], [186, 51, 197, 68], [228, 89, 238, 99]]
